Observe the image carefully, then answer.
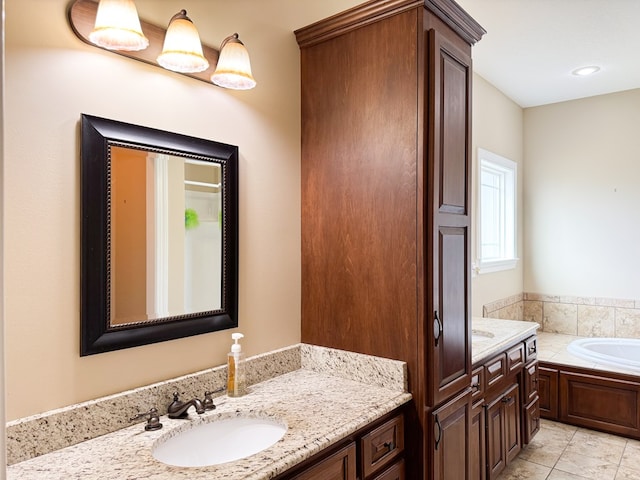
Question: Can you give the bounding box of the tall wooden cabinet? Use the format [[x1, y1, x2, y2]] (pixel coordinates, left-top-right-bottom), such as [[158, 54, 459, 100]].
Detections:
[[295, 1, 484, 478]]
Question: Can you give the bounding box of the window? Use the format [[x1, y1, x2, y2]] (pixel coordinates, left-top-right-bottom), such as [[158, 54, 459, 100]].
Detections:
[[477, 148, 517, 273]]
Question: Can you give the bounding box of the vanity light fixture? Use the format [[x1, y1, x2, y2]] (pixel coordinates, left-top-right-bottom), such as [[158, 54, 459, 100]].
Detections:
[[68, 0, 256, 90], [572, 65, 601, 76], [211, 34, 257, 90], [157, 10, 209, 74], [88, 0, 149, 51]]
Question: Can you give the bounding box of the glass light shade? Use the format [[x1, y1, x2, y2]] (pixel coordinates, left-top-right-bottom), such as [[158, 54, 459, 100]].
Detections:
[[88, 0, 149, 51], [157, 10, 209, 74], [211, 34, 256, 90]]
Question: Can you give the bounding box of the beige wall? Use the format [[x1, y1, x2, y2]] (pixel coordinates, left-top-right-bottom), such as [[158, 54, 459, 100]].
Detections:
[[523, 89, 640, 299], [471, 74, 525, 316], [1, 0, 7, 475], [3, 0, 360, 421]]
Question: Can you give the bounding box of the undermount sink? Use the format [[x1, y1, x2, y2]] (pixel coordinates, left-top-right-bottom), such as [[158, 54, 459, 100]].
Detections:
[[152, 416, 287, 467], [471, 329, 495, 342]]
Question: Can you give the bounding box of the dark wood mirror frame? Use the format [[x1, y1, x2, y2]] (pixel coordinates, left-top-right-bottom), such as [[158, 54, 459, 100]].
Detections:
[[80, 114, 238, 356]]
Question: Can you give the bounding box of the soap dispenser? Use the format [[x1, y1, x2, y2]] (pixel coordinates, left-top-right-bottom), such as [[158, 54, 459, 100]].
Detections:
[[227, 333, 246, 397]]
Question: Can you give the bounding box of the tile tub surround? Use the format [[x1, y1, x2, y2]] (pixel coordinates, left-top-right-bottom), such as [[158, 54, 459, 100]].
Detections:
[[7, 343, 408, 466], [483, 292, 640, 339]]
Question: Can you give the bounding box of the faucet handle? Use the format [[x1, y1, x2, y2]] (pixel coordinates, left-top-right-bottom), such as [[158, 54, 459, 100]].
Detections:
[[129, 407, 163, 431], [203, 387, 225, 410]]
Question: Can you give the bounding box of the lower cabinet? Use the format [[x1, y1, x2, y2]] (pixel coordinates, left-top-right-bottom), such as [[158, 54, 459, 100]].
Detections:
[[431, 389, 472, 480], [470, 400, 486, 480], [486, 383, 521, 480], [538, 365, 559, 420], [278, 410, 405, 480]]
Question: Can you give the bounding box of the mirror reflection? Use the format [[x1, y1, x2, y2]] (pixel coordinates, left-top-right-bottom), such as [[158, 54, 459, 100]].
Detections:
[[110, 147, 223, 326]]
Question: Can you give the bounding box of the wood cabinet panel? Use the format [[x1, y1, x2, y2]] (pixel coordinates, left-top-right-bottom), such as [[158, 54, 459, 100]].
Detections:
[[471, 365, 484, 403], [361, 414, 404, 478], [486, 383, 521, 480], [291, 442, 357, 480], [428, 20, 473, 406], [523, 361, 539, 405], [559, 370, 640, 437], [538, 365, 558, 420], [432, 389, 471, 480], [506, 344, 524, 373], [371, 460, 405, 480], [523, 396, 540, 445], [470, 400, 486, 480]]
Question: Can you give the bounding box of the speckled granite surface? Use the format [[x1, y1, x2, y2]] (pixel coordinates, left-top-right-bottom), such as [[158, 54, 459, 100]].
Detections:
[[472, 317, 539, 365], [7, 344, 411, 479]]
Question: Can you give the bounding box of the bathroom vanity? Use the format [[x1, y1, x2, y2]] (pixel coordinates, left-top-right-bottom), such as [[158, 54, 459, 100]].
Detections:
[[6, 344, 411, 480], [470, 318, 539, 480]]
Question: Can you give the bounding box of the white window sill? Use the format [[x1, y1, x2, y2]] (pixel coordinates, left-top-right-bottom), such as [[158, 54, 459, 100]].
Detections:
[[474, 258, 519, 275]]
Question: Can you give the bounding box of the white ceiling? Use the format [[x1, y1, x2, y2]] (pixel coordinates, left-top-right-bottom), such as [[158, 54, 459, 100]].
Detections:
[[455, 0, 640, 108]]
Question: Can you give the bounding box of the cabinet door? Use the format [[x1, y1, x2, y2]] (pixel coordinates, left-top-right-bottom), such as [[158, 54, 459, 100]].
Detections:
[[291, 442, 357, 480], [504, 384, 521, 463], [486, 383, 521, 480], [432, 389, 471, 480], [538, 365, 559, 419], [470, 400, 486, 480], [523, 396, 541, 445], [523, 361, 539, 405], [427, 23, 473, 407], [485, 395, 506, 479]]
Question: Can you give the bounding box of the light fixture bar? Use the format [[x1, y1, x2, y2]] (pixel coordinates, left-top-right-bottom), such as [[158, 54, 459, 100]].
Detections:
[[68, 0, 220, 85]]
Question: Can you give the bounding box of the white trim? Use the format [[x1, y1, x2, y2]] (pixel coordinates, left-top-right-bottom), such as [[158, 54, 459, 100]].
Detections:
[[475, 258, 519, 275]]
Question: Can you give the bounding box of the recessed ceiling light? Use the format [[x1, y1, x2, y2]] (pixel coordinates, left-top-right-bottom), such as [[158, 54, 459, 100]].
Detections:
[[572, 66, 601, 76]]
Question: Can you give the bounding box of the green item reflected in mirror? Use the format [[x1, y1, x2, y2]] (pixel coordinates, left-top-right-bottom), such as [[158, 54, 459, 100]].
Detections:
[[185, 208, 200, 229]]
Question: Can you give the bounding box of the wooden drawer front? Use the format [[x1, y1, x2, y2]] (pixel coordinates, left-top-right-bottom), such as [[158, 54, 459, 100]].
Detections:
[[292, 442, 356, 480], [471, 365, 485, 401], [559, 370, 640, 437], [370, 459, 405, 480], [523, 396, 540, 445], [360, 415, 404, 479], [506, 344, 525, 373], [523, 361, 539, 404], [524, 336, 538, 362], [485, 353, 506, 390]]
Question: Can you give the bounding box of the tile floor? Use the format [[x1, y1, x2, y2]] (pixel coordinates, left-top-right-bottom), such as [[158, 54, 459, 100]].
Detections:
[[497, 419, 640, 479]]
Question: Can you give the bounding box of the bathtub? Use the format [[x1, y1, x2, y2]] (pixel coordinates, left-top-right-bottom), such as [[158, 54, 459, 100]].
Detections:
[[567, 338, 640, 372]]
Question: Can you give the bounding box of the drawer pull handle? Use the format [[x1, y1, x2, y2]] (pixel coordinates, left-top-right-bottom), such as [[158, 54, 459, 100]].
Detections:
[[501, 396, 512, 403], [471, 383, 480, 392], [379, 441, 395, 452], [434, 311, 443, 346], [528, 345, 537, 354], [434, 414, 442, 450]]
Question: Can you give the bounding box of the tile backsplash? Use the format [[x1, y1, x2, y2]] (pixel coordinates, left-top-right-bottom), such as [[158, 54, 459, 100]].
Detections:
[[483, 293, 640, 339]]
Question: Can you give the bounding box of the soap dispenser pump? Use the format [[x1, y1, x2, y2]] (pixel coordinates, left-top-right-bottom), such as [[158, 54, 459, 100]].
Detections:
[[227, 333, 246, 397]]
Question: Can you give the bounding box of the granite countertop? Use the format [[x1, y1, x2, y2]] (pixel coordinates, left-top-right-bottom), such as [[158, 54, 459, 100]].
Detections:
[[471, 317, 539, 365], [7, 348, 411, 480]]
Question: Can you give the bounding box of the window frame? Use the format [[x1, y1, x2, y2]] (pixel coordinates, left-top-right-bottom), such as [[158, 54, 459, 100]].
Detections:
[[476, 148, 518, 274]]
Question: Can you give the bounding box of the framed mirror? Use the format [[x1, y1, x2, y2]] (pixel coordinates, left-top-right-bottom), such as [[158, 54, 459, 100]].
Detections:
[[80, 114, 238, 356]]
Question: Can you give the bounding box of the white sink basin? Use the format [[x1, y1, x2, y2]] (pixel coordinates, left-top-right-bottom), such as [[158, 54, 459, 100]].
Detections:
[[472, 330, 494, 342], [152, 416, 287, 467]]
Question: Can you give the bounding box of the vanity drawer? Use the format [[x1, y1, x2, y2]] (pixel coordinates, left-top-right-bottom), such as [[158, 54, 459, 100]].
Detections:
[[360, 414, 404, 478], [523, 361, 539, 404], [523, 395, 541, 445], [525, 336, 538, 362], [507, 344, 525, 373], [291, 442, 356, 480], [484, 353, 507, 390], [370, 459, 405, 480]]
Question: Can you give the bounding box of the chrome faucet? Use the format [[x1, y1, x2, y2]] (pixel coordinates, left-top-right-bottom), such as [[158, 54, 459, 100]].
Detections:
[[167, 392, 205, 419]]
